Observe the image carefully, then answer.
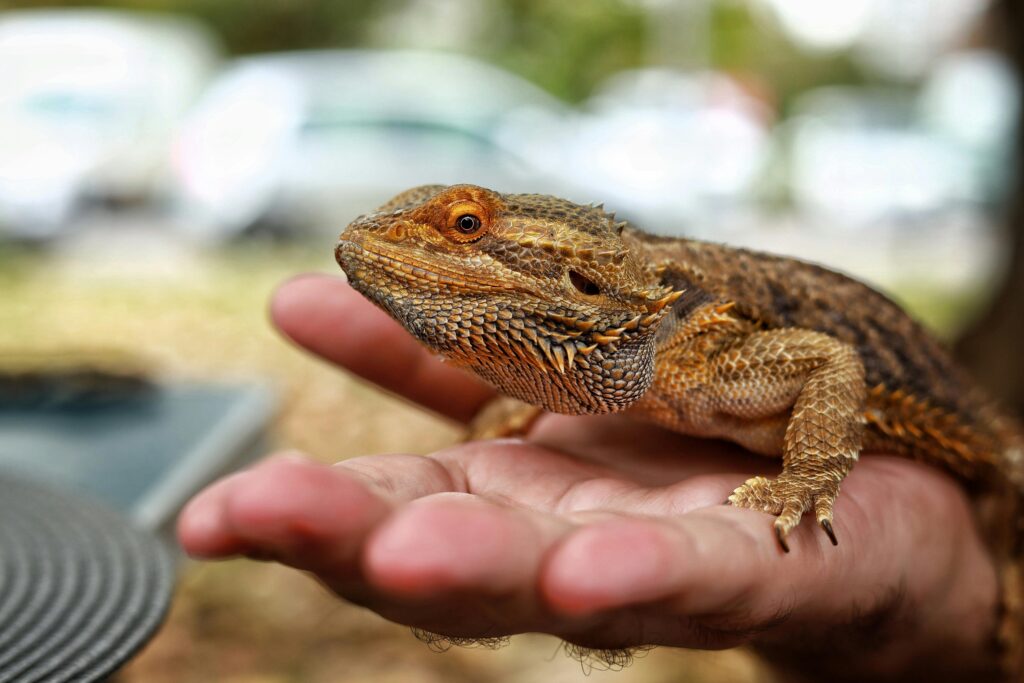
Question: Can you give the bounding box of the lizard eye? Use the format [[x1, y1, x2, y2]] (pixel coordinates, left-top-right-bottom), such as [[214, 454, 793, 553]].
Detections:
[[442, 200, 489, 242], [455, 214, 482, 234], [569, 270, 601, 296]]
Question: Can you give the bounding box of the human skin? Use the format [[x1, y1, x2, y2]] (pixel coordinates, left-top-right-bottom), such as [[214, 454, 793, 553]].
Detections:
[[178, 274, 1004, 681]]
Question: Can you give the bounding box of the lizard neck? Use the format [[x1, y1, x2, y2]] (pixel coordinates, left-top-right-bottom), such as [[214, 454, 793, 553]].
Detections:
[[467, 329, 658, 415]]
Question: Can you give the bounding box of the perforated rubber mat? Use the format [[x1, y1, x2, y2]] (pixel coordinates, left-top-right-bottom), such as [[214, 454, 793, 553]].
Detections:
[[0, 474, 175, 682]]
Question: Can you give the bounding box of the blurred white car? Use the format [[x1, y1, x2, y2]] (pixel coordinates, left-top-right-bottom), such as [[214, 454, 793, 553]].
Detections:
[[919, 49, 1020, 205], [785, 86, 974, 229], [559, 69, 772, 236], [170, 50, 572, 240], [0, 10, 219, 239]]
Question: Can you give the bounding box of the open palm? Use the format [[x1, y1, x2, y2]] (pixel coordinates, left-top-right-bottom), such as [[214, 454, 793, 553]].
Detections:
[[179, 275, 1002, 681]]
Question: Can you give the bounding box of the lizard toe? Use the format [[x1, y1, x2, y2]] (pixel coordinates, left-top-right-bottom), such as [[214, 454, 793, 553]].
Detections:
[[729, 474, 840, 550]]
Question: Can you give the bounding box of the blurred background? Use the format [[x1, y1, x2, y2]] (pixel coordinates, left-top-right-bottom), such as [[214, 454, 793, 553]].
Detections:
[[1, 0, 1022, 681]]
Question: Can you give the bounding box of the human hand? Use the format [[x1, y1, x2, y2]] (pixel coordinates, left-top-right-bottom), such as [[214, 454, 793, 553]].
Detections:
[[178, 275, 1003, 681]]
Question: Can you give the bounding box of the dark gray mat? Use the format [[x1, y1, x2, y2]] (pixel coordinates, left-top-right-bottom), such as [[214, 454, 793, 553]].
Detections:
[[0, 474, 175, 682]]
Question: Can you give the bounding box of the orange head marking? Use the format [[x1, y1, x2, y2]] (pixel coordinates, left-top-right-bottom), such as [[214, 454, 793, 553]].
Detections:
[[407, 185, 500, 244]]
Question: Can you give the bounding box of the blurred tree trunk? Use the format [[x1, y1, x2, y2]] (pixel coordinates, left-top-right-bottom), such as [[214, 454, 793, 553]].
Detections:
[[955, 0, 1024, 418]]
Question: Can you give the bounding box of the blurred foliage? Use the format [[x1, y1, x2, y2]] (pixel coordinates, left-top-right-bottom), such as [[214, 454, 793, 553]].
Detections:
[[0, 0, 868, 106], [482, 0, 645, 103], [1, 0, 382, 51], [1, 0, 645, 102], [708, 1, 871, 113]]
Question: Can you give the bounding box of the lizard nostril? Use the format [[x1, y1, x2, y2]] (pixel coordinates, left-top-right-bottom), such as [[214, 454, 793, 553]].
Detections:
[[385, 223, 408, 241], [569, 270, 601, 296]]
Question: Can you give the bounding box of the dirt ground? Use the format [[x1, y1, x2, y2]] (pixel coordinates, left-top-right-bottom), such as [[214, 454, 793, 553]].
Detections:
[[1, 236, 772, 682]]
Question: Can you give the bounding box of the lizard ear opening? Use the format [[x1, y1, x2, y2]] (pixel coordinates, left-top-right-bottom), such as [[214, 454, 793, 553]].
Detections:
[[569, 270, 601, 296]]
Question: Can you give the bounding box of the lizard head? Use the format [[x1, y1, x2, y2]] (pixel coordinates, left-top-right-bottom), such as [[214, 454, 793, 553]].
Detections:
[[336, 184, 682, 414]]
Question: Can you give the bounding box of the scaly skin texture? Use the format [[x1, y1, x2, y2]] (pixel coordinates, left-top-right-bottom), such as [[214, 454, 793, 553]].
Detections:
[[335, 184, 1024, 669]]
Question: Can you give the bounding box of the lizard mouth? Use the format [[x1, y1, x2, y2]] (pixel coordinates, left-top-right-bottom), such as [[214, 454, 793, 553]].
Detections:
[[336, 239, 508, 292]]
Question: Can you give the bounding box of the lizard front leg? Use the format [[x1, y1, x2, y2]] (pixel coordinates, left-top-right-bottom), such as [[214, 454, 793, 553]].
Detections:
[[639, 327, 867, 550], [718, 329, 867, 550]]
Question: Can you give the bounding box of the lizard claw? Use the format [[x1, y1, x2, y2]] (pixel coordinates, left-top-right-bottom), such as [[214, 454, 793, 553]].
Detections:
[[820, 518, 838, 546], [774, 525, 790, 553], [729, 474, 840, 551]]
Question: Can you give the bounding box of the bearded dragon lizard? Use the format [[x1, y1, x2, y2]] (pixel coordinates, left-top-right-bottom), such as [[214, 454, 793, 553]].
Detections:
[[335, 184, 1024, 666]]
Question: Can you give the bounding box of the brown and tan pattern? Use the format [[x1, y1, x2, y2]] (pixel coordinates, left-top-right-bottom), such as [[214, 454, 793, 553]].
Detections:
[[337, 184, 1024, 665]]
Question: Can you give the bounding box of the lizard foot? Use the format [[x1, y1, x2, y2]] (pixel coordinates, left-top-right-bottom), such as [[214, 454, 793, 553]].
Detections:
[[466, 397, 543, 441], [728, 475, 839, 552]]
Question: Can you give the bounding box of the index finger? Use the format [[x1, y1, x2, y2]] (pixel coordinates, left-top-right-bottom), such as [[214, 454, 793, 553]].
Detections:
[[271, 274, 495, 423]]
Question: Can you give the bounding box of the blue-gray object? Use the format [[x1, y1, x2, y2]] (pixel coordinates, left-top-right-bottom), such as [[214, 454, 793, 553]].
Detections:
[[0, 382, 276, 532]]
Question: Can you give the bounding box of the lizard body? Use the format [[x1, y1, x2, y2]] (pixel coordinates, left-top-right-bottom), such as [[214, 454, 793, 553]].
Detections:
[[630, 233, 1010, 479], [335, 184, 1024, 662]]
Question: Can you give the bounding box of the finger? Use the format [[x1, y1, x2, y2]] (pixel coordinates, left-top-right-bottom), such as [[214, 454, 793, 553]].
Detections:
[[177, 468, 256, 558], [270, 274, 494, 422], [177, 453, 388, 566], [352, 492, 619, 639], [541, 508, 794, 622], [178, 452, 461, 571], [363, 492, 571, 604]]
